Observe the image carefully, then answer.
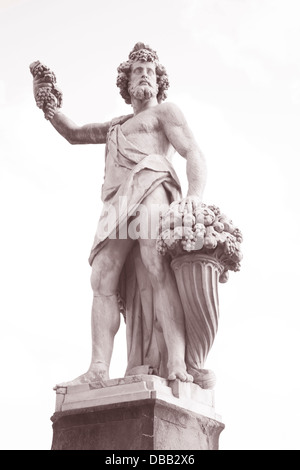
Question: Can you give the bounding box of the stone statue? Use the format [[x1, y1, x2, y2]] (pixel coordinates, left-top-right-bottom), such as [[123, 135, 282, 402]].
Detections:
[[30, 43, 242, 391]]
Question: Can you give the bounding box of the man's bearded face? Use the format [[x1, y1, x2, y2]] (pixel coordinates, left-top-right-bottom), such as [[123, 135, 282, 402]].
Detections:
[[128, 61, 159, 101]]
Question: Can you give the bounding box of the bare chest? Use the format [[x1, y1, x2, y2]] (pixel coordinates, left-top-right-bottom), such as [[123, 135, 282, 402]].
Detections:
[[120, 112, 173, 157]]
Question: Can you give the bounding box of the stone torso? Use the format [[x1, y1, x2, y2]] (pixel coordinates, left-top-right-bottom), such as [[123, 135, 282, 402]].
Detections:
[[120, 106, 175, 160]]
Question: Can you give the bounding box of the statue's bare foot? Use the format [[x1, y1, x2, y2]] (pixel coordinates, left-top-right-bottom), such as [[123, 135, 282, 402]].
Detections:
[[167, 361, 193, 382], [54, 363, 109, 390], [187, 367, 216, 389]]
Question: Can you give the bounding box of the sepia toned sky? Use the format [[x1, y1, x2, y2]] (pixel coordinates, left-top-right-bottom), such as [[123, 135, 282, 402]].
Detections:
[[0, 0, 300, 450]]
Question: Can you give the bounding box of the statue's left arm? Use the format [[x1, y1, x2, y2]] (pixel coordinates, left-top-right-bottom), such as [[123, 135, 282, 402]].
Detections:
[[159, 102, 207, 207]]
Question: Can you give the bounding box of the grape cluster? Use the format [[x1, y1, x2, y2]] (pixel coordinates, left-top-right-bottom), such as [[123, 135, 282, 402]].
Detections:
[[35, 87, 58, 120], [182, 226, 196, 252], [232, 228, 243, 243], [224, 237, 236, 256], [36, 66, 56, 83], [35, 87, 56, 109], [30, 60, 63, 119]]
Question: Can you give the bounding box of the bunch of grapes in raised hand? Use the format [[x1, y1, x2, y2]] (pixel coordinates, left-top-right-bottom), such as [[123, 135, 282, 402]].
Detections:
[[30, 61, 63, 120]]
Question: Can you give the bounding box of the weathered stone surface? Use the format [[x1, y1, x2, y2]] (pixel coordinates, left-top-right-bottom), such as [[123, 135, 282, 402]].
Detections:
[[51, 398, 224, 450], [31, 44, 233, 391], [31, 45, 241, 423], [54, 375, 219, 420]]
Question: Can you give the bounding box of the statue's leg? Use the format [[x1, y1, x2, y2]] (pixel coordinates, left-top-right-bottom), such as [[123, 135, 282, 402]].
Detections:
[[55, 236, 134, 388], [89, 237, 134, 379], [137, 186, 193, 383]]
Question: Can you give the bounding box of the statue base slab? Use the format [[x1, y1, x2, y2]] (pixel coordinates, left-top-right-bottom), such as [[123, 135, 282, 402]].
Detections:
[[51, 375, 224, 450]]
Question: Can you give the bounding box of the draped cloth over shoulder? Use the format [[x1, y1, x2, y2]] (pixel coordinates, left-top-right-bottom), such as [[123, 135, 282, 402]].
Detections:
[[89, 115, 182, 377]]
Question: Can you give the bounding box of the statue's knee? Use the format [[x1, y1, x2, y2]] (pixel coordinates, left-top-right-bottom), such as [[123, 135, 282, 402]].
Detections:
[[90, 260, 118, 296], [90, 269, 101, 295], [140, 245, 167, 284]]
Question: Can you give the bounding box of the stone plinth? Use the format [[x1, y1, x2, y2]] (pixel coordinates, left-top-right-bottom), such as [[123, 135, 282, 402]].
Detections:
[[51, 375, 224, 450]]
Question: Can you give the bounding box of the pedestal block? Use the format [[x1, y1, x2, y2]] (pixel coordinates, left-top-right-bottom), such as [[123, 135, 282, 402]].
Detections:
[[51, 375, 224, 450]]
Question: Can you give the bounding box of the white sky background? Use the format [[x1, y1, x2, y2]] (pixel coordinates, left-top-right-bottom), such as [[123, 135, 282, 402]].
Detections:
[[0, 0, 299, 450]]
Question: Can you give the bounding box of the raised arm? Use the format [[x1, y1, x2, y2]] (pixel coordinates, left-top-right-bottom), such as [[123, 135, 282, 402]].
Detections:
[[49, 111, 111, 145], [159, 102, 207, 200], [30, 61, 110, 145]]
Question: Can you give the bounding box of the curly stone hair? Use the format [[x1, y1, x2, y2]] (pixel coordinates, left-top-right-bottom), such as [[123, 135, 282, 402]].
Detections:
[[116, 42, 170, 104]]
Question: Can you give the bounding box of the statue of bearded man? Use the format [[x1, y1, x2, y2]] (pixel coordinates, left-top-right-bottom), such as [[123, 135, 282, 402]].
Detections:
[[31, 42, 209, 388]]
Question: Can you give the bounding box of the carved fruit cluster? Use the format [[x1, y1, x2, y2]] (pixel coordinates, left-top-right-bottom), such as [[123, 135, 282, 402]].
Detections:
[[156, 202, 243, 283], [30, 61, 63, 119]]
